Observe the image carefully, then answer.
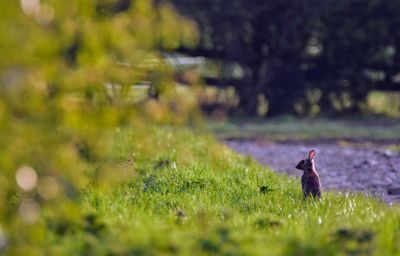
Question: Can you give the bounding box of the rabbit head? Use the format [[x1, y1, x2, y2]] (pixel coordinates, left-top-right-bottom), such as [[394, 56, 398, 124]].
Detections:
[[296, 150, 316, 172]]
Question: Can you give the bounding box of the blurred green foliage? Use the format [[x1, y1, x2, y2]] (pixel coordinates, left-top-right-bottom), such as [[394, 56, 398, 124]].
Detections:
[[367, 91, 400, 118], [0, 0, 198, 252], [172, 0, 400, 116], [1, 1, 399, 255]]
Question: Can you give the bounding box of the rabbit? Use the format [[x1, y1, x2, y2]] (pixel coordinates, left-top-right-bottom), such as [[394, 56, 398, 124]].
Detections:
[[295, 149, 322, 199]]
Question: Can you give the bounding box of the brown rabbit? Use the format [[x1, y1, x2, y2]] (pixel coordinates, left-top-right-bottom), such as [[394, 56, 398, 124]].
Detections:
[[296, 150, 322, 199]]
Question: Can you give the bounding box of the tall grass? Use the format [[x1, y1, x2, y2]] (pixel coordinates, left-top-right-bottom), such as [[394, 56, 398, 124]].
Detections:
[[9, 127, 396, 255]]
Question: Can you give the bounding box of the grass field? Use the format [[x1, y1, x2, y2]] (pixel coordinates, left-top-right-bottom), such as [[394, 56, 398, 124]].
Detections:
[[209, 116, 400, 141], [7, 126, 400, 255]]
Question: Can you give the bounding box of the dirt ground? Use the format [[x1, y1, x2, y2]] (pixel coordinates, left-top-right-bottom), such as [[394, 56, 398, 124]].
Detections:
[[224, 138, 400, 204]]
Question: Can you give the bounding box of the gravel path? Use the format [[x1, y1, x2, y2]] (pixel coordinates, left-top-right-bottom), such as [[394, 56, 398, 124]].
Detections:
[[224, 139, 400, 204]]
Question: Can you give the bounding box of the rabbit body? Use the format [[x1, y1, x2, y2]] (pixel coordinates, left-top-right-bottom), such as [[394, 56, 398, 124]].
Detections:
[[301, 169, 321, 198], [296, 150, 322, 199]]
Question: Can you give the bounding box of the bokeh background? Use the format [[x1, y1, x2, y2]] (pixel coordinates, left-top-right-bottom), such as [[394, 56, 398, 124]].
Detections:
[[171, 0, 400, 119], [0, 0, 400, 255]]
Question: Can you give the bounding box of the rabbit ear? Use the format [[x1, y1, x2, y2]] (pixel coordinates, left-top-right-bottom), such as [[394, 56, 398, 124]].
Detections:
[[308, 150, 316, 159]]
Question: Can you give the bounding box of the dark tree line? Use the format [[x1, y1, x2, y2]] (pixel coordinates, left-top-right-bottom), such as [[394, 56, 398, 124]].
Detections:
[[170, 0, 400, 116]]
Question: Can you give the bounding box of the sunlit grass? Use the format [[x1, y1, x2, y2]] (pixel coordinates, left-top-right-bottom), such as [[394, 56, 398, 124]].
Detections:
[[21, 127, 395, 255], [209, 117, 400, 140], [386, 145, 400, 152]]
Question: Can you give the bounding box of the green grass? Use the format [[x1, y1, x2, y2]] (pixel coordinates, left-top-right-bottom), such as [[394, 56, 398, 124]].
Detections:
[[6, 127, 400, 255], [386, 145, 400, 152], [209, 116, 400, 140]]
